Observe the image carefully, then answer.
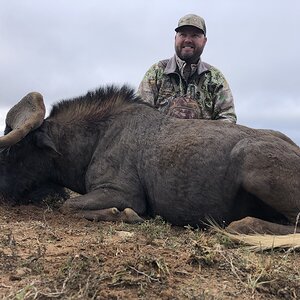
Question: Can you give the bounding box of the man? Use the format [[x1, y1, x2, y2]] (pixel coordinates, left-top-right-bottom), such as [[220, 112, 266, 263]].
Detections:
[[137, 14, 237, 123]]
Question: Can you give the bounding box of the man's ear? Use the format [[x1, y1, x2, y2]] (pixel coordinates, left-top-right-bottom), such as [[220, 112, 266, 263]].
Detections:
[[35, 131, 61, 155]]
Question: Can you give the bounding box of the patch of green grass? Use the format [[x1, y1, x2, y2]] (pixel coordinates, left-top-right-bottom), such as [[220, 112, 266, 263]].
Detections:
[[135, 215, 171, 243]]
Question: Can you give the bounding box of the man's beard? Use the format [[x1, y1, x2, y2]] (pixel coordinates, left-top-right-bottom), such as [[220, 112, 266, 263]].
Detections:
[[175, 46, 204, 63]]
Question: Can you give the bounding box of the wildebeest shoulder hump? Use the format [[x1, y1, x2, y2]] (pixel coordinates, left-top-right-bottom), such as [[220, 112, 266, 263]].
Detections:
[[47, 85, 146, 124]]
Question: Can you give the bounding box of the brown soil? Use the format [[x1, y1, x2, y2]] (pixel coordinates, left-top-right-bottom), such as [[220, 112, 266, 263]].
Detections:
[[0, 203, 299, 299]]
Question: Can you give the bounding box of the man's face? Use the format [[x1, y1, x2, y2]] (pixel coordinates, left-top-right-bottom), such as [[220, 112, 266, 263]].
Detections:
[[175, 26, 207, 64]]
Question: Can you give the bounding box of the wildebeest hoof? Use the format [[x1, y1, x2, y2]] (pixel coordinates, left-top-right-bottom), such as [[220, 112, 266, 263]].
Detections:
[[111, 207, 120, 215], [121, 208, 144, 224]]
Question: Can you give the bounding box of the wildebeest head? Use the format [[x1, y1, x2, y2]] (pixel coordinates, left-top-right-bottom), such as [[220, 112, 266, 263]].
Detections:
[[0, 85, 143, 204], [0, 92, 54, 203]]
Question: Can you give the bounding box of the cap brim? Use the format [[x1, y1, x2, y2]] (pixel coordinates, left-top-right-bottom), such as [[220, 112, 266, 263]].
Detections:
[[175, 25, 205, 34]]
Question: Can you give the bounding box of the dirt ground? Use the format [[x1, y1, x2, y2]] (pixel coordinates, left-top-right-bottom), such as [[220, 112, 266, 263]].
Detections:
[[0, 202, 299, 300]]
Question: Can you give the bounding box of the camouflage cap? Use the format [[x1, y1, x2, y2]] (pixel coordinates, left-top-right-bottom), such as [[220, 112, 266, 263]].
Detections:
[[175, 14, 206, 35]]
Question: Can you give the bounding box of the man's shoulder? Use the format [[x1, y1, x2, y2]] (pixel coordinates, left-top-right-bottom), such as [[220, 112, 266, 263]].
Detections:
[[200, 61, 227, 81], [144, 58, 171, 78], [201, 61, 219, 73], [157, 59, 170, 68], [149, 58, 170, 70]]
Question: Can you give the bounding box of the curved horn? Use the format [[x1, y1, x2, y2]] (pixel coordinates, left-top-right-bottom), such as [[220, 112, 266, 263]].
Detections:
[[0, 92, 45, 148]]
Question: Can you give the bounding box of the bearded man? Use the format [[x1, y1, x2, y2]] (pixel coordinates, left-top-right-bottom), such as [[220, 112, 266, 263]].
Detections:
[[137, 14, 237, 123]]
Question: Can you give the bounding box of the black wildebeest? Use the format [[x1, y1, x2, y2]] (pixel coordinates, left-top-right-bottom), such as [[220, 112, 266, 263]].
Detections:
[[0, 85, 299, 234]]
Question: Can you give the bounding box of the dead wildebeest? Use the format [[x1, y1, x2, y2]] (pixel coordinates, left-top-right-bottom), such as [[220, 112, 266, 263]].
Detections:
[[0, 85, 299, 235]]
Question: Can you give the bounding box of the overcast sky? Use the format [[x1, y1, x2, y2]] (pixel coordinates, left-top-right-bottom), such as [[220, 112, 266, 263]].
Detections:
[[0, 0, 299, 145]]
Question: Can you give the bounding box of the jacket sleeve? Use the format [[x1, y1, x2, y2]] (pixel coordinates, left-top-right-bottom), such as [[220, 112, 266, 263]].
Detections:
[[211, 71, 237, 123], [137, 63, 161, 106]]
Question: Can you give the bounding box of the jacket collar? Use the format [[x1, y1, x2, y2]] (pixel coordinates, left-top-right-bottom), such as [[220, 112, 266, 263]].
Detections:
[[164, 55, 209, 75]]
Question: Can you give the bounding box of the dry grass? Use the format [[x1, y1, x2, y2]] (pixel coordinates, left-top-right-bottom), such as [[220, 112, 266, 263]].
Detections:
[[0, 205, 300, 299]]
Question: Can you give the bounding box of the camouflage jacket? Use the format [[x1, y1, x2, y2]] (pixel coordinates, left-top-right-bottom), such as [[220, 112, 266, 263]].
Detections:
[[137, 55, 237, 123]]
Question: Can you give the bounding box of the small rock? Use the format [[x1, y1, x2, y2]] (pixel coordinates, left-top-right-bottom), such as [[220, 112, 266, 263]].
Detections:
[[116, 231, 134, 239]]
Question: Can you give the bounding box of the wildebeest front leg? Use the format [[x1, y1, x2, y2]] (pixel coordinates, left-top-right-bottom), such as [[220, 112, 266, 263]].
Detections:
[[77, 207, 144, 223], [61, 189, 145, 223]]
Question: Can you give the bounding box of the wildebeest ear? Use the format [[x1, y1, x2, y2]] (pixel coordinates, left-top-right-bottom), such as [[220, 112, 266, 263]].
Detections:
[[35, 131, 61, 155]]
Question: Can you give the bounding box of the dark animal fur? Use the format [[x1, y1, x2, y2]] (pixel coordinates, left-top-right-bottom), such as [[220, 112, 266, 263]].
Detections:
[[0, 85, 299, 232]]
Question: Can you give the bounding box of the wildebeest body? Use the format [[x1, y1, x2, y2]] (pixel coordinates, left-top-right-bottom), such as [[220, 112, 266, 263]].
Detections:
[[0, 86, 299, 232]]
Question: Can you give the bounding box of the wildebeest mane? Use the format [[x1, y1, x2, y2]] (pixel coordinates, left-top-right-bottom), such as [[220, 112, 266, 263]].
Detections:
[[48, 85, 144, 124]]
